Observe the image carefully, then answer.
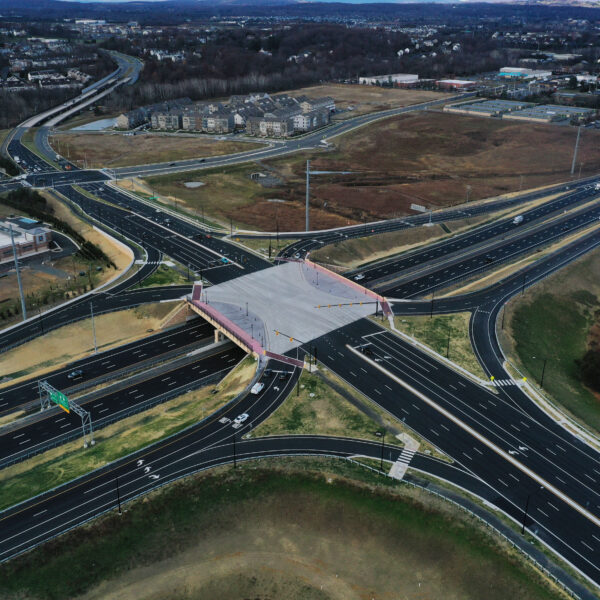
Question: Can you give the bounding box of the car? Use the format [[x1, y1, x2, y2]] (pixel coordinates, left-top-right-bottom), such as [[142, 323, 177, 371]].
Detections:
[[250, 382, 264, 395], [294, 253, 301, 259], [169, 163, 176, 166], [199, 158, 206, 163], [358, 344, 373, 356], [484, 255, 493, 264], [67, 369, 83, 380], [234, 413, 249, 424], [278, 372, 290, 381], [354, 273, 365, 281], [264, 369, 273, 377]]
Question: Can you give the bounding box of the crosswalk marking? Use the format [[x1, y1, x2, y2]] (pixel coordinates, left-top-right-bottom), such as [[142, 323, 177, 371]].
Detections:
[[491, 379, 517, 387]]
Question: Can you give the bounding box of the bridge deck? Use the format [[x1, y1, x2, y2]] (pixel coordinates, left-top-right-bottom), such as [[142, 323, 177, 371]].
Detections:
[[189, 261, 376, 356]]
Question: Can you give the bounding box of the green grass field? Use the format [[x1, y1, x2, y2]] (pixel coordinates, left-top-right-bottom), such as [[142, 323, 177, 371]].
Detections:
[[0, 460, 564, 600], [503, 248, 600, 433]]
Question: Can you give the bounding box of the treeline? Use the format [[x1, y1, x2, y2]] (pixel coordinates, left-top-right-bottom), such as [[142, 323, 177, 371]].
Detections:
[[102, 23, 510, 111], [578, 348, 600, 395], [2, 188, 116, 268]]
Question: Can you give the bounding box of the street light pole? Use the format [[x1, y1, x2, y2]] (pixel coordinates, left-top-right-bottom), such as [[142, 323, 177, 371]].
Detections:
[[305, 159, 310, 232], [115, 476, 122, 515], [233, 432, 237, 468], [90, 302, 97, 354]]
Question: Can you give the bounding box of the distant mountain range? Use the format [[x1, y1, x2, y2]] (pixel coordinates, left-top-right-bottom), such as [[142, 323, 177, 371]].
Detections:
[[0, 0, 598, 13]]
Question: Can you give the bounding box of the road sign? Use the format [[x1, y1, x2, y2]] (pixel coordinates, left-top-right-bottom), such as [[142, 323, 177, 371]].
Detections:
[[410, 203, 427, 213], [50, 390, 70, 413]]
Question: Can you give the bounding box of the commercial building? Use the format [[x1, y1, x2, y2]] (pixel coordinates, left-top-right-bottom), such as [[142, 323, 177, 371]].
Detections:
[[444, 99, 533, 117], [436, 79, 477, 91], [0, 217, 52, 265], [499, 67, 553, 80], [358, 73, 419, 86], [503, 104, 595, 124]]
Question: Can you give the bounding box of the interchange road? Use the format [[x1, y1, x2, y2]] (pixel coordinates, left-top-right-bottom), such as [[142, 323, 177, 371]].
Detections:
[[3, 62, 600, 595]]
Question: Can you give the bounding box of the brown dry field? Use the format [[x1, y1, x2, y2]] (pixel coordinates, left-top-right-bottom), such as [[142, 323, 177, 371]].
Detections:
[[279, 83, 451, 117], [0, 302, 181, 384], [148, 111, 600, 232], [50, 133, 261, 168], [69, 468, 563, 600]]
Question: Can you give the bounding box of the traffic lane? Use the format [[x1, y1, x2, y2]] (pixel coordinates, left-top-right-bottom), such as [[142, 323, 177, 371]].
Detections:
[[0, 430, 475, 567], [357, 325, 600, 515], [391, 226, 600, 318], [0, 319, 212, 416], [356, 187, 598, 287], [309, 327, 600, 583], [82, 182, 271, 276], [0, 345, 246, 464], [378, 202, 600, 299]]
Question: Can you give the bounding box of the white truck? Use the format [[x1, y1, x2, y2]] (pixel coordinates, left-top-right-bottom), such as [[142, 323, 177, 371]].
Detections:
[[513, 215, 524, 225]]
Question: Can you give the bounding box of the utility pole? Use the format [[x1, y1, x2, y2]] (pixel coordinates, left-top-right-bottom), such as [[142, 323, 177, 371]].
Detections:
[[305, 159, 310, 232], [90, 302, 97, 354], [571, 126, 581, 176], [9, 224, 27, 321]]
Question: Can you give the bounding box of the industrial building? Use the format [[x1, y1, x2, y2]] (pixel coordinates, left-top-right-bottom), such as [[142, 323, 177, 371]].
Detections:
[[436, 79, 477, 91], [444, 99, 533, 117], [502, 104, 595, 124], [0, 217, 52, 265]]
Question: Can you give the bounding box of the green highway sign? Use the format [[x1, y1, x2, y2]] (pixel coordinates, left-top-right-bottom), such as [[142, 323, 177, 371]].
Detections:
[[50, 390, 70, 413]]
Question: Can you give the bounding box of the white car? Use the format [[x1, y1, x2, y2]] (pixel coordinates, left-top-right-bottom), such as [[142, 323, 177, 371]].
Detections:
[[234, 413, 249, 424], [250, 382, 264, 395], [354, 273, 365, 281]]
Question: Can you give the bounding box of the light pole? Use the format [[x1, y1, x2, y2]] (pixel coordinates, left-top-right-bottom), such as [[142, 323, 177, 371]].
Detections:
[[115, 476, 122, 515], [375, 430, 387, 471]]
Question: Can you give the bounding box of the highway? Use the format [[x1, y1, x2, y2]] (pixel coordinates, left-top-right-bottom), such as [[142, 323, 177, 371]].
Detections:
[[2, 56, 600, 596], [0, 344, 246, 468], [0, 319, 212, 418], [375, 197, 600, 299], [344, 184, 599, 286]]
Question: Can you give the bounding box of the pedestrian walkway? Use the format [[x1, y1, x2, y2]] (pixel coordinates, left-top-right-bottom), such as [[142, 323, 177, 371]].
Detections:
[[389, 432, 420, 480]]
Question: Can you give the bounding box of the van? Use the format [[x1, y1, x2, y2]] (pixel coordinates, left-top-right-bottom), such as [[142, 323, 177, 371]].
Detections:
[[250, 382, 265, 395]]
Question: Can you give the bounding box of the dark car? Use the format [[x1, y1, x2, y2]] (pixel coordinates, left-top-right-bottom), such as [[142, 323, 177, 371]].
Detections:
[[67, 369, 83, 380], [278, 372, 290, 381], [358, 344, 373, 356]]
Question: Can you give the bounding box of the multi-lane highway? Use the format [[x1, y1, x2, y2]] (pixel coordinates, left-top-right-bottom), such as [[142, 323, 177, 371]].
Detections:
[[0, 319, 212, 418], [3, 56, 600, 598]]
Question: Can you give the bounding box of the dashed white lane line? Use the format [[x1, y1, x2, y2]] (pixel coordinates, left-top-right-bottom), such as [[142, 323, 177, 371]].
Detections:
[[348, 345, 600, 530]]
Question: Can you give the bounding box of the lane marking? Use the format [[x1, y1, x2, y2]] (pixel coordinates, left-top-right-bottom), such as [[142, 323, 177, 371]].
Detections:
[[348, 345, 600, 530]]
